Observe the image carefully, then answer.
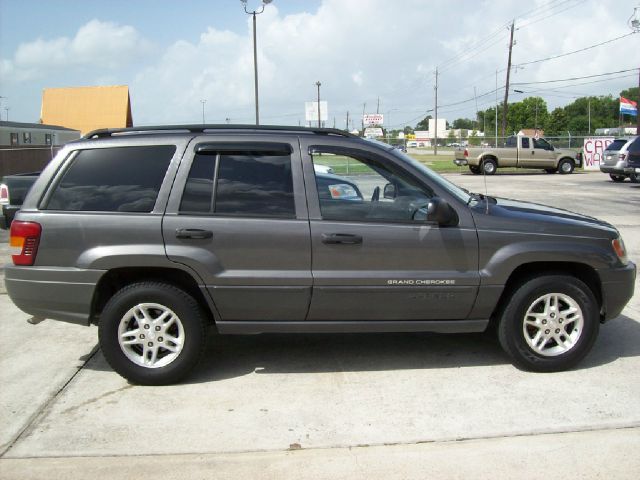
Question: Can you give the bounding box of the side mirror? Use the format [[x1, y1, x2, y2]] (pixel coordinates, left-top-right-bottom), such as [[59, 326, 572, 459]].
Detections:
[[383, 183, 396, 199], [426, 197, 459, 226]]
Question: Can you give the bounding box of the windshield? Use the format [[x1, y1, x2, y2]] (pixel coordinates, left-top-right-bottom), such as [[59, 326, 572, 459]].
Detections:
[[386, 147, 471, 203]]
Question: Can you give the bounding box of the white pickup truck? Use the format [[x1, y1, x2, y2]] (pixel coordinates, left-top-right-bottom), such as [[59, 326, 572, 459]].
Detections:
[[454, 135, 582, 175]]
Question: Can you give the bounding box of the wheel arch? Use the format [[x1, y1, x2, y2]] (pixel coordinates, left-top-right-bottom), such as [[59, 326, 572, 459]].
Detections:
[[90, 267, 217, 326], [489, 261, 603, 326]]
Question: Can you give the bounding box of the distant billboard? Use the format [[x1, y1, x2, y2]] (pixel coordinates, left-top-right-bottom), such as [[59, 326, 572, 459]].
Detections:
[[363, 114, 384, 126], [305, 102, 328, 122]]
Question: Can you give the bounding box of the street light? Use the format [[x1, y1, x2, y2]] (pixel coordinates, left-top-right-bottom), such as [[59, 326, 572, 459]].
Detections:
[[241, 0, 273, 126], [315, 81, 321, 128], [200, 99, 207, 124]]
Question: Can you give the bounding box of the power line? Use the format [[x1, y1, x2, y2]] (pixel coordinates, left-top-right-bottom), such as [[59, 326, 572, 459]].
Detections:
[[517, 0, 586, 29], [513, 31, 637, 68], [512, 68, 639, 86]]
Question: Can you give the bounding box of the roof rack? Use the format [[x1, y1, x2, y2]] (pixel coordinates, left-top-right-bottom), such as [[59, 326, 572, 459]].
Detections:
[[83, 124, 360, 140]]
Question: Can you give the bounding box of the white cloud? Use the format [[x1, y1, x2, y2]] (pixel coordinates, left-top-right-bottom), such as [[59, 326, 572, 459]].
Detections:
[[5, 19, 151, 81]]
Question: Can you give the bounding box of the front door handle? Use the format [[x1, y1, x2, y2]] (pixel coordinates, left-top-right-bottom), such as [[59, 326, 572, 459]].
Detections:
[[176, 228, 213, 239], [321, 233, 363, 245]]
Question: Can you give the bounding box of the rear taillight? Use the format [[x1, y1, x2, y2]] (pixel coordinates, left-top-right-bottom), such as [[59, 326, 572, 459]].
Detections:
[[0, 184, 8, 205], [463, 149, 469, 158], [9, 221, 42, 266], [619, 153, 626, 161]]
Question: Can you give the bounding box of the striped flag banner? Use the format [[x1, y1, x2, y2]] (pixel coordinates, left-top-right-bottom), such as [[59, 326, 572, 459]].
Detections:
[[620, 96, 637, 116]]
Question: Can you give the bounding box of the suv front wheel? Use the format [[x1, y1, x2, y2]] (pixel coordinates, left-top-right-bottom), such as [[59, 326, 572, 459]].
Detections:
[[498, 275, 599, 372], [99, 282, 207, 385]]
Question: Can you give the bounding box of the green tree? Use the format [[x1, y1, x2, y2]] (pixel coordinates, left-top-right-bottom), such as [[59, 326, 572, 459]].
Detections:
[[544, 108, 568, 136], [469, 129, 480, 146], [403, 125, 414, 135], [452, 118, 474, 130], [415, 115, 432, 131], [447, 129, 456, 141]]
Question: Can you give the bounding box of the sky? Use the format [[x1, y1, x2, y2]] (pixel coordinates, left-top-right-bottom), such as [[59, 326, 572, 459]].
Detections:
[[1, 0, 639, 130]]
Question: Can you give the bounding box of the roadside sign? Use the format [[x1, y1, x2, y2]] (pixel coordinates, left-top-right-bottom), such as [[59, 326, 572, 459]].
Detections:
[[364, 127, 384, 138], [363, 114, 384, 126], [583, 137, 614, 170]]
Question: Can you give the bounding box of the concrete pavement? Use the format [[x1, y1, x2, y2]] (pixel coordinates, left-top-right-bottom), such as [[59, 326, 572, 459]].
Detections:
[[1, 171, 638, 479]]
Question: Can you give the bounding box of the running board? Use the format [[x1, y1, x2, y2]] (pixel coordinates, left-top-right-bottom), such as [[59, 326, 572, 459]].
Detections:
[[216, 320, 489, 335]]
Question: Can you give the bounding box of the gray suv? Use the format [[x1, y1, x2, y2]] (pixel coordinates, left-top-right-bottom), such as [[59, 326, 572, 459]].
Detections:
[[5, 126, 636, 385], [600, 137, 638, 182]]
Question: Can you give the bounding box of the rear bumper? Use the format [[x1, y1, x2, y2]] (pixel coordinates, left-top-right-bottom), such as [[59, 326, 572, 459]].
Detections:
[[4, 266, 105, 325], [454, 158, 468, 166], [598, 262, 636, 321]]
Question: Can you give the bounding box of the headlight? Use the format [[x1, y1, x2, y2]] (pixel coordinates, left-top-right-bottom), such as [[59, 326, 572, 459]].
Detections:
[[612, 236, 628, 265]]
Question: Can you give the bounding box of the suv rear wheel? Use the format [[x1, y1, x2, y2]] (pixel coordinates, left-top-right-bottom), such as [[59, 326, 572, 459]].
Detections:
[[99, 282, 206, 385], [609, 174, 626, 182], [498, 275, 599, 372]]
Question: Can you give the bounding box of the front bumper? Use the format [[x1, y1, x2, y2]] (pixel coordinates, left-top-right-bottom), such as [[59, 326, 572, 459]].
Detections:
[[598, 262, 636, 321], [5, 265, 105, 325]]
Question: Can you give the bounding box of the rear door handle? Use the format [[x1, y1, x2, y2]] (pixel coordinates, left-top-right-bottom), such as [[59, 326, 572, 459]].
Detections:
[[175, 228, 213, 239], [321, 233, 363, 245]]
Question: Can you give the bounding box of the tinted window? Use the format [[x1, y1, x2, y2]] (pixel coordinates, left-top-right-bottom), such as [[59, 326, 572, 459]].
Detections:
[[46, 145, 175, 212], [533, 138, 551, 150], [605, 139, 628, 151], [521, 138, 530, 149], [214, 152, 294, 218], [180, 154, 215, 213], [505, 137, 517, 147], [628, 137, 640, 153]]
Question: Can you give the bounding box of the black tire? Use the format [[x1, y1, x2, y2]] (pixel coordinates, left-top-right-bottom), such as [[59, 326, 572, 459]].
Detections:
[[545, 168, 557, 174], [609, 174, 626, 183], [99, 282, 207, 385], [469, 165, 481, 175], [497, 275, 599, 372], [481, 158, 497, 175], [630, 172, 639, 184], [558, 158, 575, 174]]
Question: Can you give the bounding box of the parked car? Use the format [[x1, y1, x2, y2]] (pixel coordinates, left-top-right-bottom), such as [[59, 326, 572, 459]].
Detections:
[[313, 163, 334, 175], [454, 135, 582, 175], [599, 137, 638, 183], [0, 172, 40, 229], [624, 135, 640, 175], [5, 125, 635, 385]]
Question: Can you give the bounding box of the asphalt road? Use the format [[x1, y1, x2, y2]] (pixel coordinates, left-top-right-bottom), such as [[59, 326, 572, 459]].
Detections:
[[1, 170, 639, 479]]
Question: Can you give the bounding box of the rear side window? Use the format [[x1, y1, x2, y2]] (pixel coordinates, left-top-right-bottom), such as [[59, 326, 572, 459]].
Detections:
[[180, 150, 295, 218], [627, 137, 640, 153], [45, 145, 175, 212], [605, 140, 628, 151]]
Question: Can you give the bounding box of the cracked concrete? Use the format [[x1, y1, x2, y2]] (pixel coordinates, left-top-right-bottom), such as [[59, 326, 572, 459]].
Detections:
[[0, 172, 638, 478]]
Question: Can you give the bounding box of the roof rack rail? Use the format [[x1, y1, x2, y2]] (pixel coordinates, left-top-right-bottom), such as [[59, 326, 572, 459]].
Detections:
[[83, 124, 360, 140]]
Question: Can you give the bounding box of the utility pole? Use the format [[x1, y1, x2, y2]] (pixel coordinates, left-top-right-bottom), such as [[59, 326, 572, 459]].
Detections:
[[376, 96, 380, 114], [346, 111, 350, 131], [200, 100, 206, 124], [315, 81, 322, 128], [637, 67, 640, 134], [434, 67, 438, 155], [362, 102, 366, 133], [495, 70, 498, 147], [502, 20, 515, 137], [474, 86, 478, 131]]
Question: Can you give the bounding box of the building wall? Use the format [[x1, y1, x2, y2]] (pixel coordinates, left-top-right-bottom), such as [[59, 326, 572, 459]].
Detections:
[[41, 85, 133, 134], [0, 125, 80, 147]]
